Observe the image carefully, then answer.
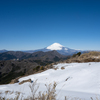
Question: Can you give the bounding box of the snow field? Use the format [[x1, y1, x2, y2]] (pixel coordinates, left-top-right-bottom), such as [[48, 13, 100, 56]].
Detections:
[[0, 62, 100, 100]]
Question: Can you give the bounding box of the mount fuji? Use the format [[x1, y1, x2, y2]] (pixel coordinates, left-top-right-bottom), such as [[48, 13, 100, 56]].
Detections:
[[25, 43, 82, 55]]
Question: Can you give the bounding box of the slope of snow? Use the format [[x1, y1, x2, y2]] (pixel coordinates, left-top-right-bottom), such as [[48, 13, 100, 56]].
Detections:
[[46, 43, 65, 50], [0, 62, 100, 100]]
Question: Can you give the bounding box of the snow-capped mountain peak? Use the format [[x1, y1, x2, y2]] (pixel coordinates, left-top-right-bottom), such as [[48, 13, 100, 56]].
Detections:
[[24, 43, 82, 55], [46, 43, 64, 50]]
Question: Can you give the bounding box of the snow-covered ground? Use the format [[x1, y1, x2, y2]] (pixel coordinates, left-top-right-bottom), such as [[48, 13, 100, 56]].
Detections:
[[0, 62, 100, 100]]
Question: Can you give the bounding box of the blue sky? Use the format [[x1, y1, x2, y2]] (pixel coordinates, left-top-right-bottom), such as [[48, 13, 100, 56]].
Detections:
[[0, 0, 100, 50]]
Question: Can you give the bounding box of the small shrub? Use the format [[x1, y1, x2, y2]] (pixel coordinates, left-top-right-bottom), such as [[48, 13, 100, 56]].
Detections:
[[72, 52, 81, 57], [35, 66, 40, 71], [77, 52, 81, 56], [40, 66, 44, 70]]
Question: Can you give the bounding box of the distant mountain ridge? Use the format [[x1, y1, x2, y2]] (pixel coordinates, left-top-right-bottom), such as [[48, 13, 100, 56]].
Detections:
[[0, 49, 8, 53], [0, 50, 67, 61], [24, 43, 82, 55], [0, 43, 84, 55]]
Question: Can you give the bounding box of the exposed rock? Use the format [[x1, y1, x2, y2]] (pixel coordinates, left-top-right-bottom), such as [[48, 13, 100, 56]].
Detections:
[[10, 77, 21, 84], [19, 79, 32, 85]]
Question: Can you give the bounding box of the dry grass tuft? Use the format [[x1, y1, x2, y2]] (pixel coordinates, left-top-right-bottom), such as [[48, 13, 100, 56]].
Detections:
[[19, 79, 32, 85], [65, 51, 100, 63], [54, 67, 58, 70], [79, 51, 100, 59], [61, 67, 65, 70], [5, 90, 10, 95], [29, 80, 39, 100], [29, 80, 57, 100]]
